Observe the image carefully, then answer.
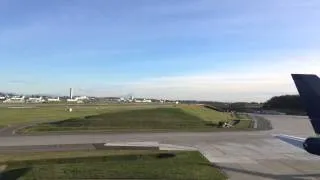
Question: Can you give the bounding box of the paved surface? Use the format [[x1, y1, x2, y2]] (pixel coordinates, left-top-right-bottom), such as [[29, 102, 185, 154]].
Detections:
[[251, 114, 273, 131], [1, 114, 320, 180]]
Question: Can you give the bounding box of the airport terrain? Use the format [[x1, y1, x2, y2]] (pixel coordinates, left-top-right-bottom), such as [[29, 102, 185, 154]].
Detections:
[[0, 104, 252, 135], [0, 104, 244, 180], [0, 115, 319, 179], [0, 104, 173, 126], [0, 103, 318, 179], [1, 150, 226, 180]]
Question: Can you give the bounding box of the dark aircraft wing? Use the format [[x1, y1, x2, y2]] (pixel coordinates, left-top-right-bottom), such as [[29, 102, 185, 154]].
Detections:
[[274, 74, 320, 150], [291, 74, 320, 135]]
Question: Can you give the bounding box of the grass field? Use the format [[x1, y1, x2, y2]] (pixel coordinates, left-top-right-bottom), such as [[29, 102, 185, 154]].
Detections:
[[233, 113, 254, 128], [0, 104, 253, 133], [20, 106, 252, 133], [181, 105, 232, 122], [21, 108, 218, 133], [1, 150, 227, 180], [0, 104, 173, 126], [181, 106, 253, 129]]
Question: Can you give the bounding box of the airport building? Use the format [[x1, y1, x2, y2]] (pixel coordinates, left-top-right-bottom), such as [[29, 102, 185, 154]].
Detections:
[[47, 97, 60, 102], [134, 98, 152, 103], [74, 96, 88, 100], [67, 99, 84, 103], [27, 96, 45, 103], [3, 96, 25, 103], [66, 88, 87, 103]]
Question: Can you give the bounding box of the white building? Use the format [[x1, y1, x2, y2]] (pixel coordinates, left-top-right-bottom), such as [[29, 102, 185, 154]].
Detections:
[[134, 98, 152, 103], [27, 97, 45, 103], [74, 96, 88, 100], [118, 97, 125, 102], [66, 95, 87, 103], [67, 99, 83, 103], [142, 99, 152, 103], [3, 96, 25, 103], [67, 99, 78, 102], [47, 97, 60, 102]]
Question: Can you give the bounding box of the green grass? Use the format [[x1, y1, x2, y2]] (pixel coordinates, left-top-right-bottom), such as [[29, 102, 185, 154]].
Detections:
[[2, 150, 227, 180], [233, 113, 254, 128], [234, 119, 253, 128], [180, 105, 232, 122], [1, 104, 252, 133], [180, 105, 252, 129], [0, 104, 173, 126], [22, 108, 221, 133], [234, 113, 251, 120], [0, 150, 157, 163], [19, 106, 253, 133], [0, 107, 102, 126]]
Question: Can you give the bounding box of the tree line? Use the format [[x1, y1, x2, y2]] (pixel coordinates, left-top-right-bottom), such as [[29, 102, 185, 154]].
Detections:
[[262, 95, 306, 115], [202, 95, 307, 115]]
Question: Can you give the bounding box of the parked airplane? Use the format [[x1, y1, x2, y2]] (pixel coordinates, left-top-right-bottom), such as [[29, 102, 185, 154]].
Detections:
[[275, 74, 320, 156]]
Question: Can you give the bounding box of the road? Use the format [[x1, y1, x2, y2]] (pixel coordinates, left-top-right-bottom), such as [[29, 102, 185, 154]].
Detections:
[[1, 114, 320, 180]]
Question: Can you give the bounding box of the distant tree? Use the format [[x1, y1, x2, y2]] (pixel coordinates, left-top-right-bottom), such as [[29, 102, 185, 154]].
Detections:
[[263, 95, 303, 110], [263, 95, 306, 115]]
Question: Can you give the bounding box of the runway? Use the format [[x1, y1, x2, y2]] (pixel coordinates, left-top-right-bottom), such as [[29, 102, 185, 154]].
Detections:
[[1, 115, 319, 180]]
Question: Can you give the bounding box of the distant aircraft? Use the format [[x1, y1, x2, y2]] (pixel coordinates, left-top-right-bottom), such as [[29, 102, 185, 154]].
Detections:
[[275, 74, 320, 156]]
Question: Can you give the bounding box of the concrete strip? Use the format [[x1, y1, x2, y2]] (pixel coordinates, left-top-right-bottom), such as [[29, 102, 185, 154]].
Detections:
[[103, 141, 198, 151], [103, 141, 160, 150], [0, 144, 95, 153], [250, 114, 258, 129], [105, 141, 159, 147], [159, 144, 197, 151]]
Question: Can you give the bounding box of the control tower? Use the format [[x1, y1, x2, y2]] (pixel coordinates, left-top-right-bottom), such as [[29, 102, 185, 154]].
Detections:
[[69, 88, 73, 99]]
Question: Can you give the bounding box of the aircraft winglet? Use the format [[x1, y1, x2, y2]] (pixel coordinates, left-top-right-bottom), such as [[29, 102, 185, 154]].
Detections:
[[292, 74, 320, 134]]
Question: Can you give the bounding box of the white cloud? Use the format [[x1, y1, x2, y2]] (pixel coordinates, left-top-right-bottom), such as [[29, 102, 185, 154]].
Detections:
[[9, 53, 318, 102], [103, 55, 320, 102]]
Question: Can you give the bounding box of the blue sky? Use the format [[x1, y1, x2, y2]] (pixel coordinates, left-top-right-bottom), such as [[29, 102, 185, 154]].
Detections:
[[1, 0, 320, 101]]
